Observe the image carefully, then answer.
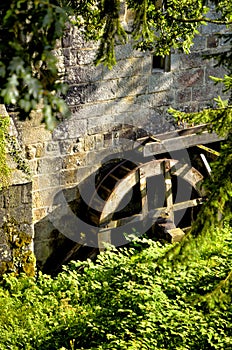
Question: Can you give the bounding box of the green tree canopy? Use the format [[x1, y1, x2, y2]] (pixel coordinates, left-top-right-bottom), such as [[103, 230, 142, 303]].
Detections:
[[0, 0, 231, 128]]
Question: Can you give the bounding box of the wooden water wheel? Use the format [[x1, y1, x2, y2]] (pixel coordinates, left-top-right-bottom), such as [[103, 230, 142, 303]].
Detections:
[[42, 125, 223, 274], [85, 125, 222, 249]]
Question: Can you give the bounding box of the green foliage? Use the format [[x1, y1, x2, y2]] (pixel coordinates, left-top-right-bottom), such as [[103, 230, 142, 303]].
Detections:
[[169, 68, 232, 237], [0, 0, 70, 130], [0, 0, 231, 127], [0, 225, 231, 349]]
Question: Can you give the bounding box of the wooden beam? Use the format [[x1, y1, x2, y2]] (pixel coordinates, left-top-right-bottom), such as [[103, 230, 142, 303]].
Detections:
[[162, 160, 174, 222], [144, 131, 223, 156]]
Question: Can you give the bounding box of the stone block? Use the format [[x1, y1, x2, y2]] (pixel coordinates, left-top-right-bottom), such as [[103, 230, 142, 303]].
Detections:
[[7, 204, 32, 223], [33, 188, 61, 209], [65, 84, 95, 105], [192, 35, 207, 51], [28, 159, 38, 176], [59, 169, 78, 186], [192, 85, 218, 102], [142, 55, 152, 74], [77, 49, 96, 65], [174, 69, 204, 88], [132, 75, 149, 95], [62, 48, 78, 66], [87, 115, 115, 134], [34, 143, 44, 158], [8, 185, 22, 207], [166, 228, 185, 243], [35, 173, 61, 190], [149, 72, 173, 93], [25, 145, 37, 160], [66, 118, 87, 139], [115, 43, 134, 60], [19, 125, 52, 144], [170, 53, 181, 71], [103, 58, 142, 80], [45, 141, 60, 155], [52, 122, 69, 140], [205, 65, 227, 82], [59, 140, 75, 155], [175, 89, 192, 104], [179, 53, 206, 70], [63, 153, 86, 170], [21, 183, 32, 204], [84, 135, 95, 151], [33, 208, 48, 222], [90, 81, 117, 102], [150, 90, 175, 107], [207, 35, 219, 48], [71, 101, 113, 119], [201, 22, 225, 35], [37, 157, 63, 175], [65, 65, 102, 85]]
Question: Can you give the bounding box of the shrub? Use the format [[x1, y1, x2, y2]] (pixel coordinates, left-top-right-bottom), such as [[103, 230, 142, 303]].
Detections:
[[0, 224, 231, 349]]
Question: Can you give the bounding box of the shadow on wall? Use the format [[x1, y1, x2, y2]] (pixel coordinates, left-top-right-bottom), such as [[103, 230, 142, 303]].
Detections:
[[34, 133, 150, 275]]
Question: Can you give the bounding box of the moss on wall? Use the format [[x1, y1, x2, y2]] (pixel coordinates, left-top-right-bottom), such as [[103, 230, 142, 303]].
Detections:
[[0, 115, 11, 190], [0, 218, 35, 277]]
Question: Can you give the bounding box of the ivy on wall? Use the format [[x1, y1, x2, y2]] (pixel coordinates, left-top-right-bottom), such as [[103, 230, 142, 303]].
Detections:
[[0, 115, 11, 190]]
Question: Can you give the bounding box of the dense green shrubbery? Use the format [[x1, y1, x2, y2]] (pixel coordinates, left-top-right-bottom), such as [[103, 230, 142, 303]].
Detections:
[[0, 224, 231, 350]]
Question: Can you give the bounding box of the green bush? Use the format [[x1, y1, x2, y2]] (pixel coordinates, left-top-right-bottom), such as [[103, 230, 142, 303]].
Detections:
[[0, 224, 231, 349]]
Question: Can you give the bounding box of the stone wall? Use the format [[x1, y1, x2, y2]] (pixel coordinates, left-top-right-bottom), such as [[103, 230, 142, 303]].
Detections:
[[0, 105, 33, 274], [9, 6, 230, 270]]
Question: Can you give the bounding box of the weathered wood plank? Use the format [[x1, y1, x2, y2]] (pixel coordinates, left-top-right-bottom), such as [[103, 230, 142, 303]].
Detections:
[[144, 131, 223, 156]]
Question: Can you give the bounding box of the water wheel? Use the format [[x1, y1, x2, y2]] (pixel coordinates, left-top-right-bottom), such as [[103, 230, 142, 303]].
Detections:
[[86, 156, 205, 249], [43, 127, 222, 273]]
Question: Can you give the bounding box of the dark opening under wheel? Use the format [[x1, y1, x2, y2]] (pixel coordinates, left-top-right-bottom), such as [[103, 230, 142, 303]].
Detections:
[[87, 157, 205, 249]]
